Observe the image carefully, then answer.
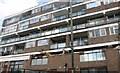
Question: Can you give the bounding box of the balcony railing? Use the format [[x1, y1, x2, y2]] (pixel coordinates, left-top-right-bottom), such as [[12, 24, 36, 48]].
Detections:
[[1, 51, 11, 56], [73, 38, 88, 46], [50, 44, 58, 49], [72, 0, 84, 5], [107, 16, 120, 23], [72, 11, 85, 17], [50, 42, 66, 50], [52, 15, 66, 22], [53, 4, 66, 10], [86, 18, 105, 27], [72, 10, 86, 17], [14, 49, 24, 54], [21, 16, 30, 20]]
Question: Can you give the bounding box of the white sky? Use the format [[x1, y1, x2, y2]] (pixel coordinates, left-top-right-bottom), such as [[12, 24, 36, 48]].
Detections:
[[0, 0, 51, 30]]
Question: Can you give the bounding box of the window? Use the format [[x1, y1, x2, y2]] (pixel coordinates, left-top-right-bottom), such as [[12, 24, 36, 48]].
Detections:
[[41, 14, 51, 21], [87, 1, 101, 9], [30, 18, 39, 24], [9, 61, 24, 72], [89, 28, 107, 38], [80, 49, 106, 62], [25, 41, 36, 48], [81, 67, 107, 73], [19, 21, 29, 30], [42, 4, 52, 11], [32, 7, 41, 14], [38, 39, 49, 46], [31, 58, 48, 65], [109, 26, 118, 35]]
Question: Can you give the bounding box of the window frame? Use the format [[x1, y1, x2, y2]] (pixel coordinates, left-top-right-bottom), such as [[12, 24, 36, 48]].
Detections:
[[89, 28, 107, 38], [80, 49, 106, 62]]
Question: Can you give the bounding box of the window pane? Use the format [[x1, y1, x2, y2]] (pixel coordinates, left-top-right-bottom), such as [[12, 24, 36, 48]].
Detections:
[[31, 59, 37, 65], [95, 29, 100, 37], [37, 59, 42, 65], [84, 54, 89, 62], [93, 53, 97, 61], [80, 55, 84, 62], [88, 53, 94, 61], [100, 28, 106, 36], [42, 58, 48, 65], [97, 52, 103, 60], [89, 31, 94, 38]]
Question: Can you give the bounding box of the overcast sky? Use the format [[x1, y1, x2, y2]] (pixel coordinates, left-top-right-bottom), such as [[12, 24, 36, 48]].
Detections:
[[0, 0, 51, 30]]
